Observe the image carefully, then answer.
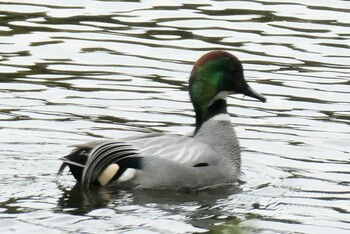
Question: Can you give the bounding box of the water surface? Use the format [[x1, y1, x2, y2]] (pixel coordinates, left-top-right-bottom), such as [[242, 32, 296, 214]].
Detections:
[[0, 0, 349, 233]]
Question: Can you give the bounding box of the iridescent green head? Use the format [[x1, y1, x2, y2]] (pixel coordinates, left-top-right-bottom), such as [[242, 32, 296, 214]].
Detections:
[[189, 51, 266, 131]]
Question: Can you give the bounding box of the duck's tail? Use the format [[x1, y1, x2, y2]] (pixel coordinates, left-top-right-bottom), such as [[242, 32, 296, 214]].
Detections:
[[57, 147, 90, 182], [57, 142, 140, 187]]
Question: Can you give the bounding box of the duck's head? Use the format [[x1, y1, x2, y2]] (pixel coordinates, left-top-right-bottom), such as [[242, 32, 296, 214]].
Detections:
[[189, 50, 266, 131]]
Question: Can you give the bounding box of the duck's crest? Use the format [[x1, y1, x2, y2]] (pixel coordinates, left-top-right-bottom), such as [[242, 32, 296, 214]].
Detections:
[[190, 50, 236, 78]]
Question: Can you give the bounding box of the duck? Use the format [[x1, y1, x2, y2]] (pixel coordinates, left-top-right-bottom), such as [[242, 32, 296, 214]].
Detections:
[[58, 50, 266, 190]]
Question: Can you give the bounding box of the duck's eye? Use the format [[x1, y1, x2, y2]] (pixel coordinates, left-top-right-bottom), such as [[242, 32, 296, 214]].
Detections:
[[229, 66, 236, 72]]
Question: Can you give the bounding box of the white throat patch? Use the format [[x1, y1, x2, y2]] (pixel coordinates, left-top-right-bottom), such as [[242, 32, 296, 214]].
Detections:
[[208, 91, 229, 106], [210, 113, 231, 121]]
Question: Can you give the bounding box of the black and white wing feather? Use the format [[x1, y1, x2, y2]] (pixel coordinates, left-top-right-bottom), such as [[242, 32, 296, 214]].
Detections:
[[81, 141, 138, 185]]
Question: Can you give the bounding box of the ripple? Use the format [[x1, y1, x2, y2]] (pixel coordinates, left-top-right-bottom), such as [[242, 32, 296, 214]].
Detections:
[[0, 0, 349, 233]]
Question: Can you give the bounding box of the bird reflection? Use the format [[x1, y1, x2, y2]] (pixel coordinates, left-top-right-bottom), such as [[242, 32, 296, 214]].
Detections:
[[57, 183, 116, 215], [57, 182, 240, 215]]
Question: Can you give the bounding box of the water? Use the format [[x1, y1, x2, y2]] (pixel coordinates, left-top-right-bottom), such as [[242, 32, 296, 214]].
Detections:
[[0, 0, 349, 233]]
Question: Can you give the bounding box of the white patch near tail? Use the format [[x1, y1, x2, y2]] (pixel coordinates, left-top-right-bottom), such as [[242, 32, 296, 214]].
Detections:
[[117, 168, 136, 182], [97, 163, 120, 186]]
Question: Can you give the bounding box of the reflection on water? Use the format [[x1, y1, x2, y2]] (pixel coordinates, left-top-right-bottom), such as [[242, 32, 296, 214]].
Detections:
[[57, 183, 239, 216], [0, 0, 349, 233], [57, 184, 115, 215]]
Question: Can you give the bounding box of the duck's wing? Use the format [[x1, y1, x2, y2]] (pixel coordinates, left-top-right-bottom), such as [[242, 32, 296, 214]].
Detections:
[[57, 133, 163, 180], [58, 133, 223, 188], [129, 134, 219, 166], [64, 133, 218, 167]]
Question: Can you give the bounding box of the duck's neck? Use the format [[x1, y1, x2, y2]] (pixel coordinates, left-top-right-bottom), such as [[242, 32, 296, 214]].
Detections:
[[194, 99, 228, 135]]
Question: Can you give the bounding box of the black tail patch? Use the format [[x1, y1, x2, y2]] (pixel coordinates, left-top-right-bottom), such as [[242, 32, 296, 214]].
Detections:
[[58, 142, 143, 187], [58, 148, 90, 182]]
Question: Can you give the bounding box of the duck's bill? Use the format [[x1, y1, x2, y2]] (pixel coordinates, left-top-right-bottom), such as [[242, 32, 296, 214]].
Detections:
[[241, 85, 266, 103]]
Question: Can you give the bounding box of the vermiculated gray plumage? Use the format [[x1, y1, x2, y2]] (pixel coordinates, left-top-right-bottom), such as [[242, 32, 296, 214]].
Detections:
[[58, 115, 241, 189]]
